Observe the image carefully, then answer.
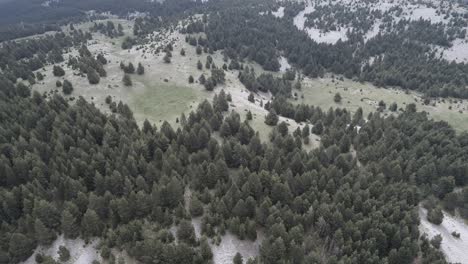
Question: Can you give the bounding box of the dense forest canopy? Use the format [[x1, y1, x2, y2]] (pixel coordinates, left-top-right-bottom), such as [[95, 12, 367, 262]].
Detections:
[[0, 0, 202, 42], [186, 1, 468, 98], [0, 68, 458, 263]]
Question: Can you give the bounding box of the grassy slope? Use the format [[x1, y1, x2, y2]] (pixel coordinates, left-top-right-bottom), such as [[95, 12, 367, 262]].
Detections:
[[30, 17, 468, 139], [297, 77, 468, 132]]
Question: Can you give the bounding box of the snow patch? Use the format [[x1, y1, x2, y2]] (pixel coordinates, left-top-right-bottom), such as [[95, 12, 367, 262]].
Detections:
[[410, 7, 440, 21], [41, 0, 59, 7], [212, 232, 264, 264], [279, 56, 291, 72], [442, 38, 468, 63], [419, 206, 468, 264], [293, 1, 348, 44], [21, 235, 102, 264], [272, 6, 285, 18], [293, 2, 315, 31], [364, 21, 382, 41]]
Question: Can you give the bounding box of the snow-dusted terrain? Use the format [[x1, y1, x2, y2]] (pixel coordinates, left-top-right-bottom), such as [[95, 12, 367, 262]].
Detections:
[[293, 1, 349, 44], [183, 188, 264, 263], [292, 0, 468, 55], [212, 232, 264, 264], [272, 6, 285, 18], [419, 207, 468, 264], [442, 38, 468, 63], [279, 56, 291, 72], [22, 236, 102, 264]]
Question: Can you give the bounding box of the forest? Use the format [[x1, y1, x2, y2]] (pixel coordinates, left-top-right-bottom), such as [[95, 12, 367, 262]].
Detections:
[[1, 62, 464, 263], [184, 0, 468, 98]]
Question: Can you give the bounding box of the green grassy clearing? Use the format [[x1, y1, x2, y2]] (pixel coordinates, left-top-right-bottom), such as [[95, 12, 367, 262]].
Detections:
[[130, 76, 205, 126], [296, 77, 468, 132]]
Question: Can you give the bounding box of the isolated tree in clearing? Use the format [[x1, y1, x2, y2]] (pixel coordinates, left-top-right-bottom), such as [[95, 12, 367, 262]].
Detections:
[[248, 92, 255, 103], [62, 80, 73, 95], [164, 53, 171, 63], [137, 63, 145, 75], [53, 65, 65, 77], [87, 68, 100, 84], [334, 92, 342, 103], [123, 74, 132, 86], [246, 110, 253, 121]]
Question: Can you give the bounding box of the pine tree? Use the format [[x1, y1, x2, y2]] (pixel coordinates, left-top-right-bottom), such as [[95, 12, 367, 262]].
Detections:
[[199, 74, 206, 85], [190, 196, 204, 217], [123, 74, 132, 86], [246, 111, 253, 121], [53, 65, 65, 77], [427, 208, 444, 225], [200, 237, 213, 260], [58, 246, 71, 262], [16, 83, 30, 98], [35, 219, 56, 245], [265, 110, 279, 126], [62, 80, 73, 95], [87, 68, 100, 84], [8, 233, 35, 263], [177, 220, 197, 245], [137, 63, 145, 75], [36, 72, 44, 81], [204, 77, 215, 91], [334, 92, 342, 103], [312, 120, 323, 135], [248, 93, 255, 103], [233, 252, 243, 264], [302, 124, 310, 138], [81, 209, 102, 238], [126, 63, 135, 74], [97, 54, 107, 65], [164, 53, 171, 63], [61, 210, 79, 239], [220, 122, 232, 138]]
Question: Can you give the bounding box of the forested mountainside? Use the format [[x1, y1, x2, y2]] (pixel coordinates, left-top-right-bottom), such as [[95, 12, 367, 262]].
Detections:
[[2, 0, 468, 98], [188, 1, 468, 98], [2, 0, 468, 263], [0, 0, 199, 42], [0, 68, 463, 263]]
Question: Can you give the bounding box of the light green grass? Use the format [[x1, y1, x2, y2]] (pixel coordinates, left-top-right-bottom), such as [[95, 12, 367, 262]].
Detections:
[[297, 77, 468, 132], [130, 77, 204, 126]]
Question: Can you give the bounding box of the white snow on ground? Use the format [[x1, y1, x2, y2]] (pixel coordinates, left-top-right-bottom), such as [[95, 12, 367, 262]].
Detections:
[[364, 21, 382, 41], [279, 56, 291, 72], [419, 206, 468, 264], [183, 187, 264, 264], [442, 38, 468, 63], [406, 6, 445, 23], [212, 232, 265, 264], [293, 1, 349, 44], [293, 3, 314, 32], [41, 0, 59, 7], [22, 235, 102, 264], [293, 0, 464, 44], [272, 6, 285, 18]]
